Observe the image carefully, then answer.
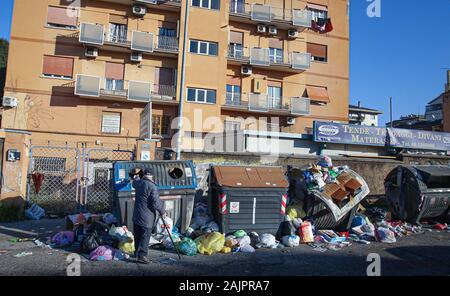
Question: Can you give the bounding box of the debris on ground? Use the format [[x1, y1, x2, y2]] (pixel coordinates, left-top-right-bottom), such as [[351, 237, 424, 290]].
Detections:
[[14, 251, 33, 258]]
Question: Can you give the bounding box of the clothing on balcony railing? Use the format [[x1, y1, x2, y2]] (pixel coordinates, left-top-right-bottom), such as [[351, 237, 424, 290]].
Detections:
[[311, 18, 333, 34]]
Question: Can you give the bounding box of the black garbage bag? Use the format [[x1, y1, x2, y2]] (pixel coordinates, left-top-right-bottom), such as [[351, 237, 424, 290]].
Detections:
[[81, 233, 100, 254], [87, 220, 110, 236], [276, 220, 297, 241], [97, 234, 120, 249], [249, 232, 261, 247]]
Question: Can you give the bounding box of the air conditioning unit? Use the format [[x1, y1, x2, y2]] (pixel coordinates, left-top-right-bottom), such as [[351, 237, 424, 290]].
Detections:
[[288, 29, 298, 39], [132, 5, 147, 16], [268, 26, 278, 35], [2, 96, 18, 108], [257, 24, 266, 34], [84, 47, 98, 58], [130, 52, 143, 62], [287, 117, 296, 125], [241, 65, 252, 75]]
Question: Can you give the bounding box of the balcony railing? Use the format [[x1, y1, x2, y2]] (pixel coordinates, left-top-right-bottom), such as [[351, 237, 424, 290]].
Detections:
[[75, 75, 176, 102], [229, 2, 312, 27], [223, 94, 310, 115], [228, 46, 311, 70], [78, 23, 179, 53]]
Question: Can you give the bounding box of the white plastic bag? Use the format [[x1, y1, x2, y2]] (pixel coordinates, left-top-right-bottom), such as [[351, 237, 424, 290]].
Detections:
[[258, 233, 277, 248], [282, 235, 300, 247], [236, 235, 251, 247], [156, 216, 173, 236]]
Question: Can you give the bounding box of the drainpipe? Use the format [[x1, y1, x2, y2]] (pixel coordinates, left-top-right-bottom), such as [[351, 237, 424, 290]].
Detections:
[[175, 0, 190, 160]]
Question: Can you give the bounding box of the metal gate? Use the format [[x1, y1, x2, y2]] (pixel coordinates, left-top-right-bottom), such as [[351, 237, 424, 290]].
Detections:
[[27, 145, 134, 215]]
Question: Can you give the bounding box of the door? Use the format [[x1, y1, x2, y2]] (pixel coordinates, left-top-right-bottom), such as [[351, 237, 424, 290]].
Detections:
[[158, 27, 177, 50], [268, 86, 282, 109]]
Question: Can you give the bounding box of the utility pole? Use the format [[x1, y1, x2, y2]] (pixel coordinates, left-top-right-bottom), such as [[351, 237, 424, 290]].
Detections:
[[175, 0, 190, 160], [389, 96, 393, 128]]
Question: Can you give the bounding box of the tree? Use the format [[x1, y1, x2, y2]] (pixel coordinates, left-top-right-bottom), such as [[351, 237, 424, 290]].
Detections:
[[0, 38, 9, 98]]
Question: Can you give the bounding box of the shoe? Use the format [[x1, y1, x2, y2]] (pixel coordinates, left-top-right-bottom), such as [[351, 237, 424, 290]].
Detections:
[[137, 256, 150, 264]]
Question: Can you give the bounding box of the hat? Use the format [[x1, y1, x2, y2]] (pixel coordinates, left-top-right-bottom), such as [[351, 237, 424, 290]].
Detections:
[[130, 168, 142, 175], [143, 168, 154, 176]]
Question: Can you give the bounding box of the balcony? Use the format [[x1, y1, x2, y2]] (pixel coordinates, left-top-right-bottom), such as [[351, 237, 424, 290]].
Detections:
[[74, 75, 177, 104], [222, 94, 310, 116], [78, 23, 179, 57], [229, 2, 312, 30], [94, 0, 181, 12], [228, 46, 311, 73]]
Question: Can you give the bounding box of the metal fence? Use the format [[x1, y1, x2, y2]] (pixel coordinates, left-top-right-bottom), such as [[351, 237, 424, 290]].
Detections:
[[27, 145, 134, 215]]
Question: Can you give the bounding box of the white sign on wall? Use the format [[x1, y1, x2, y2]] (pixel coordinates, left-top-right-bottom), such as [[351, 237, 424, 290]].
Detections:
[[140, 102, 152, 139]]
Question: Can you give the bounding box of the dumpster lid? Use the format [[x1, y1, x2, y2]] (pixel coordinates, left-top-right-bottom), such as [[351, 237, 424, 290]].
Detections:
[[212, 166, 288, 188], [414, 166, 450, 188]]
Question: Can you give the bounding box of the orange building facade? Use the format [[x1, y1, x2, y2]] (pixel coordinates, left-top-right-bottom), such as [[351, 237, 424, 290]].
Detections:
[[1, 0, 349, 199]]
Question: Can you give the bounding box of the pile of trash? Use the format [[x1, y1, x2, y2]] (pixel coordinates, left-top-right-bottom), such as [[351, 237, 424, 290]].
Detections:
[[49, 212, 134, 261]]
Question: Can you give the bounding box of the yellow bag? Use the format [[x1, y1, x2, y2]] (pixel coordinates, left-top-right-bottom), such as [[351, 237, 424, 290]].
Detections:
[[197, 232, 225, 256], [119, 241, 135, 254], [220, 246, 231, 254]]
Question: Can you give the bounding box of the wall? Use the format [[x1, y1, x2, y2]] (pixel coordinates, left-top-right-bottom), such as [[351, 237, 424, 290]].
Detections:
[[176, 151, 450, 197]]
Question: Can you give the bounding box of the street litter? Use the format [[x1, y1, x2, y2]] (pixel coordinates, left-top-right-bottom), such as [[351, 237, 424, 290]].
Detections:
[[25, 203, 45, 220], [14, 251, 33, 258]]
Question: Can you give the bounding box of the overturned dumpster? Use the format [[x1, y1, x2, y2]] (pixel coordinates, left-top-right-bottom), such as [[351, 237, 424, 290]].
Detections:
[[112, 160, 197, 233], [288, 164, 370, 231], [209, 165, 289, 235], [385, 165, 450, 224]]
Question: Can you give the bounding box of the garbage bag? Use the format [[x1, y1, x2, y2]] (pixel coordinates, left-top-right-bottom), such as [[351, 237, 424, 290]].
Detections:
[[190, 215, 211, 230], [197, 232, 225, 255], [25, 204, 45, 220], [113, 250, 129, 261], [97, 234, 120, 248], [376, 227, 396, 244], [299, 221, 314, 243], [200, 221, 220, 233], [276, 218, 297, 240], [90, 245, 115, 261], [234, 230, 247, 238], [240, 244, 255, 253], [109, 226, 133, 242], [225, 236, 238, 248], [156, 216, 174, 236], [193, 202, 208, 217], [88, 220, 110, 236], [236, 235, 251, 247], [249, 232, 260, 247], [51, 231, 74, 247], [287, 207, 298, 220], [351, 215, 366, 228], [81, 233, 100, 253], [257, 233, 277, 248], [221, 246, 231, 253], [176, 238, 197, 256], [102, 213, 118, 226], [162, 234, 181, 250], [119, 240, 135, 254], [282, 235, 300, 247]]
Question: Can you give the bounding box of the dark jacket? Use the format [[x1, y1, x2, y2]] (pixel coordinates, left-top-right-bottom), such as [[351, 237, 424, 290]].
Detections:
[[132, 177, 165, 229]]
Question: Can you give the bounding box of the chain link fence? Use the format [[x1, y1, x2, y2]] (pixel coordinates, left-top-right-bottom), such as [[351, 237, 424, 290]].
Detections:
[[28, 146, 81, 215], [83, 148, 134, 213], [27, 145, 134, 215]]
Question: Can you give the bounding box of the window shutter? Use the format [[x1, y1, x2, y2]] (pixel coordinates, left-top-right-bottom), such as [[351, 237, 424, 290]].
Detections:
[[230, 31, 243, 44], [269, 38, 283, 49], [102, 113, 121, 133], [47, 6, 78, 27], [307, 43, 327, 58], [105, 62, 125, 80], [42, 55, 74, 77]]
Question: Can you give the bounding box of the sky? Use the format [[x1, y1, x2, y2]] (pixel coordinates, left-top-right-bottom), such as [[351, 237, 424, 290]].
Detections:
[[0, 0, 449, 125]]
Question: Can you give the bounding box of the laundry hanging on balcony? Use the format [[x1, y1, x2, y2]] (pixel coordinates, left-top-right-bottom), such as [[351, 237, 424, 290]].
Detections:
[[32, 172, 45, 194], [311, 18, 333, 34]]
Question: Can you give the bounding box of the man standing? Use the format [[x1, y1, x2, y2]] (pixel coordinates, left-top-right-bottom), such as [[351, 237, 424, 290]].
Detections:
[[131, 168, 165, 264]]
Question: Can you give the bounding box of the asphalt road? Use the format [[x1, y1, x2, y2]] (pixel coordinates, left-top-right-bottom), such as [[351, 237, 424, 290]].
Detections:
[[0, 219, 449, 276]]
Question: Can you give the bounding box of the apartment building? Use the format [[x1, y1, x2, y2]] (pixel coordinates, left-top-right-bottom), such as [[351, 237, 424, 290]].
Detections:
[[0, 0, 349, 198]]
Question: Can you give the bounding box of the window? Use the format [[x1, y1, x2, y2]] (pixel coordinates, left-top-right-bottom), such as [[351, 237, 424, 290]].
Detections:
[[230, 0, 245, 14], [105, 62, 125, 91], [187, 87, 216, 104], [189, 40, 218, 56], [307, 4, 328, 21], [42, 55, 74, 79], [307, 43, 327, 62], [109, 23, 128, 43], [46, 6, 78, 29], [153, 115, 171, 137], [268, 86, 282, 109], [229, 31, 243, 58], [192, 0, 220, 10], [224, 120, 241, 131], [269, 48, 283, 64], [101, 112, 121, 134], [226, 84, 241, 105], [33, 157, 66, 173]]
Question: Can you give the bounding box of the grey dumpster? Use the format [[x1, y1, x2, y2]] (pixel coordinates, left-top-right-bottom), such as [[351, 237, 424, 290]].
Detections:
[[209, 165, 289, 235], [112, 160, 197, 233], [385, 165, 450, 224]]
